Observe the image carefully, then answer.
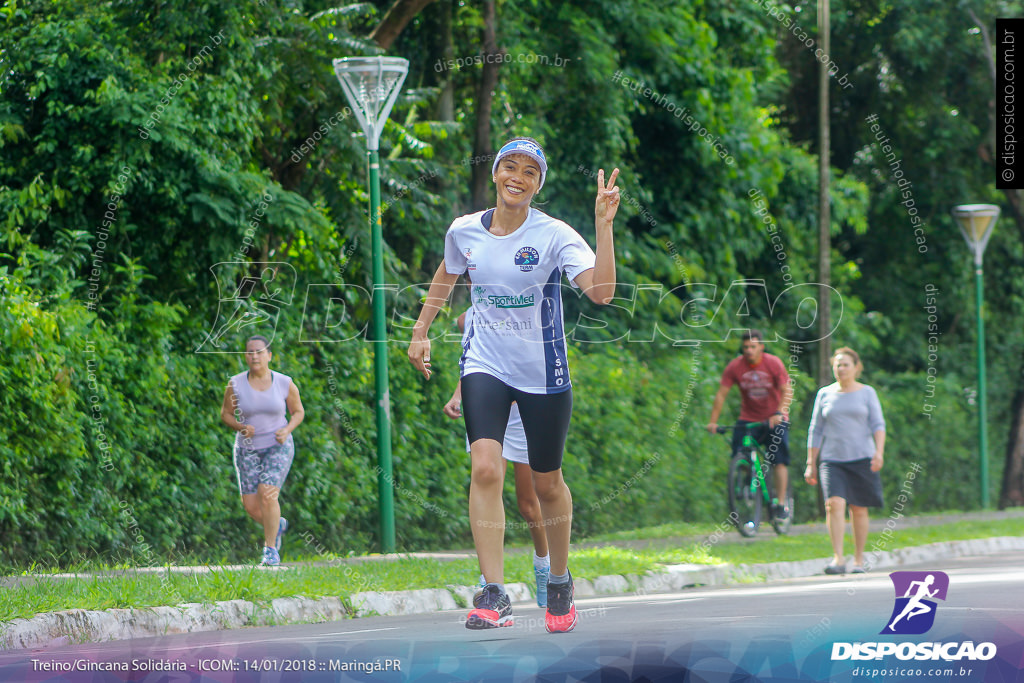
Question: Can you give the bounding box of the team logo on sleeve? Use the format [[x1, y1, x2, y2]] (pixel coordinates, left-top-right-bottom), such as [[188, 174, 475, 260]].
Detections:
[[514, 247, 540, 272]]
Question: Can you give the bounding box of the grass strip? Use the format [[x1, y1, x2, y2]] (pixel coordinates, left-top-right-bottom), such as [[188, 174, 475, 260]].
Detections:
[[1, 518, 1021, 623]]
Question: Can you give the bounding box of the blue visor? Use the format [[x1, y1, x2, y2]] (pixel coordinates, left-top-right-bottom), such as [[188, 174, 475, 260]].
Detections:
[[492, 140, 547, 190]]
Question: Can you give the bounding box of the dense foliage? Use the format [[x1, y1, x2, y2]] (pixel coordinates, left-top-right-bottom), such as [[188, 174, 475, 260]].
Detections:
[[0, 0, 1016, 567]]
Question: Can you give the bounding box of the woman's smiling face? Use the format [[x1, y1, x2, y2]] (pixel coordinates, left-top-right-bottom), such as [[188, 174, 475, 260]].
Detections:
[[494, 153, 542, 207]]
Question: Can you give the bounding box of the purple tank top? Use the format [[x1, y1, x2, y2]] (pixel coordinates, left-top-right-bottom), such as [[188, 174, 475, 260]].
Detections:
[[231, 370, 292, 450]]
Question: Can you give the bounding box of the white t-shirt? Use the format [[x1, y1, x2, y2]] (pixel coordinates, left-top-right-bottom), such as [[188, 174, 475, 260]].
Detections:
[[460, 308, 529, 463], [445, 208, 596, 394]]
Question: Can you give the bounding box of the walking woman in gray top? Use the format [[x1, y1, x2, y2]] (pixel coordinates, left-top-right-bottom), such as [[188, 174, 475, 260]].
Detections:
[[219, 335, 304, 566], [804, 347, 885, 575]]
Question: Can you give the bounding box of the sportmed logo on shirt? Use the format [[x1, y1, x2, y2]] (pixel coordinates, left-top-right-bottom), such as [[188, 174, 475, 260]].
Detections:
[[487, 293, 536, 309]]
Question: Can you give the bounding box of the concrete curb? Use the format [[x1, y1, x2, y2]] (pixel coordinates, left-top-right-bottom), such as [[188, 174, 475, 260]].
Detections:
[[0, 596, 347, 651], [3, 536, 1023, 651], [732, 535, 1024, 581]]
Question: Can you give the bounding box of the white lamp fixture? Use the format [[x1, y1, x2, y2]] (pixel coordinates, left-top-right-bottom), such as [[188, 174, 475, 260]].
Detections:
[[332, 57, 409, 151]]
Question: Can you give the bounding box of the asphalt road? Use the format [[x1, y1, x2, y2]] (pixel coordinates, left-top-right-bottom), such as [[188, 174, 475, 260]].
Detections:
[[2, 550, 1022, 682]]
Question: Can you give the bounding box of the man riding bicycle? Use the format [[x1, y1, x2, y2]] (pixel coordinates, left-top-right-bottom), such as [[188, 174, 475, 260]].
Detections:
[[706, 329, 793, 520]]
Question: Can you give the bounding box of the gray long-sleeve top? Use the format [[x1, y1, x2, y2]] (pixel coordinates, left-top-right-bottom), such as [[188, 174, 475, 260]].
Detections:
[[807, 384, 886, 463]]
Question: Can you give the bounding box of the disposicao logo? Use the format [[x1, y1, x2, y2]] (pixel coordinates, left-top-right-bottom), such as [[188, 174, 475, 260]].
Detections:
[[830, 570, 997, 662], [882, 571, 948, 635]]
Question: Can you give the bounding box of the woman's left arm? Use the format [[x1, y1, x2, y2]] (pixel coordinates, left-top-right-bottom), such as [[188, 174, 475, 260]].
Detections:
[[574, 168, 620, 304], [868, 389, 884, 471], [869, 388, 885, 471], [277, 381, 305, 443], [871, 430, 886, 471]]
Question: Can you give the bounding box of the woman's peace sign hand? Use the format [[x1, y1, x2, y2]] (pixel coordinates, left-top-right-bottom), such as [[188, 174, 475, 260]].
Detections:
[[595, 168, 621, 225]]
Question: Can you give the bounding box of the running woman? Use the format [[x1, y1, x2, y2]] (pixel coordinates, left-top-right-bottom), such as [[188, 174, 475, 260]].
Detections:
[[409, 137, 619, 633], [443, 307, 551, 607], [219, 335, 304, 566]]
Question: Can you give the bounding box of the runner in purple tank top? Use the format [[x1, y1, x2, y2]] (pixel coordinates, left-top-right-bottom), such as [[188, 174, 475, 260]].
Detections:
[[219, 335, 305, 566]]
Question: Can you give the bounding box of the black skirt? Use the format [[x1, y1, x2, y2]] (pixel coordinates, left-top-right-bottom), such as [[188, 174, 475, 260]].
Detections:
[[819, 458, 884, 508]]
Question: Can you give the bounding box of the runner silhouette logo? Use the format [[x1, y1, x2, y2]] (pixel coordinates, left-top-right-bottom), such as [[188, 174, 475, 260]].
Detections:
[[881, 571, 949, 635]]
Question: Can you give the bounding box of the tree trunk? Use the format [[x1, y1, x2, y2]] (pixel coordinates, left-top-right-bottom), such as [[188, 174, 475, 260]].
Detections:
[[470, 0, 501, 211], [436, 0, 455, 122], [816, 0, 832, 388], [1000, 382, 1024, 508], [998, 194, 1024, 509], [370, 0, 439, 50], [971, 7, 1024, 508]]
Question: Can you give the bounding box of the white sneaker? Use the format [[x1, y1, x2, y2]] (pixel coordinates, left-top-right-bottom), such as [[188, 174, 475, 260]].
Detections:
[[261, 546, 280, 566]]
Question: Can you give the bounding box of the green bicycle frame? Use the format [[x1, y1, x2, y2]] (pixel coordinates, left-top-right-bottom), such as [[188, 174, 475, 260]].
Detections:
[[739, 424, 774, 507]]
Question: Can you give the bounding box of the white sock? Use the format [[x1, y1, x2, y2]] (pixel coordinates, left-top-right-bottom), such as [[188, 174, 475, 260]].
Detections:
[[548, 570, 569, 584], [534, 553, 550, 570]]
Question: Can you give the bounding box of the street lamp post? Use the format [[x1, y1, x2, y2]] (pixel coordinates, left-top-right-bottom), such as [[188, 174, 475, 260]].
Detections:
[[951, 204, 1000, 509], [333, 56, 409, 552]]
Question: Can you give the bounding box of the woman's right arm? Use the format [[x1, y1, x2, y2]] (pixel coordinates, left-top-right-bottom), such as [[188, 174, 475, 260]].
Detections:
[[220, 384, 254, 437], [805, 446, 820, 485], [408, 260, 459, 380], [804, 389, 825, 485]]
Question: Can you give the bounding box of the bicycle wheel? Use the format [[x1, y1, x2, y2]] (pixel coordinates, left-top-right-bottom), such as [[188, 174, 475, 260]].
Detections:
[[728, 452, 761, 537]]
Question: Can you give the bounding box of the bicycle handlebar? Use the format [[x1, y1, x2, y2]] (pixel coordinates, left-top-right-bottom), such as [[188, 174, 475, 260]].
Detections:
[[715, 421, 767, 435]]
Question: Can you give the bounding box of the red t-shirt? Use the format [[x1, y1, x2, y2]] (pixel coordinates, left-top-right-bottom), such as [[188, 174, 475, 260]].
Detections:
[[720, 353, 789, 422]]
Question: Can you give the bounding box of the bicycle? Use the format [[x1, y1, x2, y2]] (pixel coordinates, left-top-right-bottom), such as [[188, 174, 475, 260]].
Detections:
[[716, 422, 794, 537]]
